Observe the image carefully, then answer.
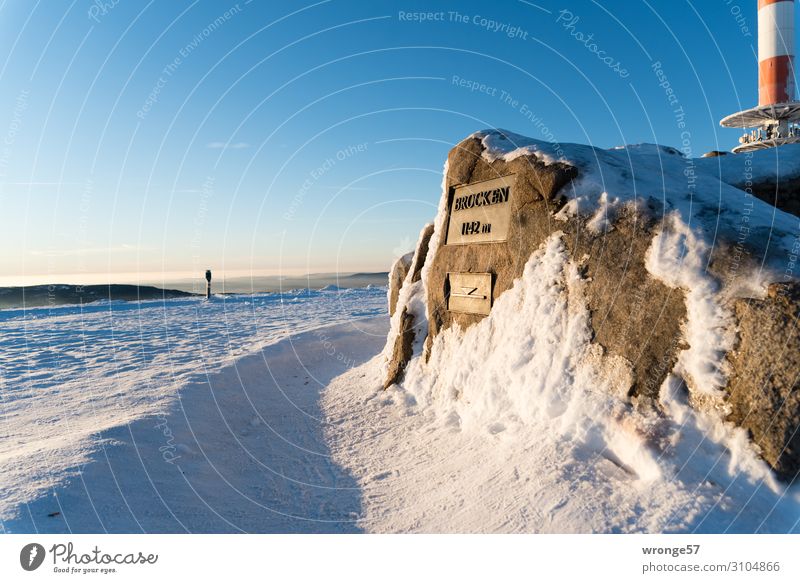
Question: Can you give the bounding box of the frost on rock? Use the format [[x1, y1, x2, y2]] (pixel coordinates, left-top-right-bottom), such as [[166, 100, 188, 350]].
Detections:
[[645, 213, 735, 399], [391, 128, 800, 489], [405, 233, 661, 483]]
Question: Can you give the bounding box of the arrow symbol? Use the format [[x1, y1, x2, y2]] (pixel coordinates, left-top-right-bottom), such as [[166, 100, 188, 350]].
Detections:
[[451, 286, 486, 299]]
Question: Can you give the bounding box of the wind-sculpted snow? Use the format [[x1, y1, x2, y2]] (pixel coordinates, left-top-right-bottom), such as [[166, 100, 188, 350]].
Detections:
[[0, 288, 386, 524]]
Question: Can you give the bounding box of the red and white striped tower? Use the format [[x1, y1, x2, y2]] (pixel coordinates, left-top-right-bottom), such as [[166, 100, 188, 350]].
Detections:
[[759, 0, 795, 105], [721, 0, 800, 152]]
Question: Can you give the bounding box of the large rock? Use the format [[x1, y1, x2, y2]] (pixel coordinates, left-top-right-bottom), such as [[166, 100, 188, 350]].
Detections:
[[404, 129, 800, 481], [425, 134, 685, 403]]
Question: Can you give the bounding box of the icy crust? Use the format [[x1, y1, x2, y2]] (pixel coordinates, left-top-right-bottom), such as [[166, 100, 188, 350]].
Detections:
[[393, 234, 799, 531]]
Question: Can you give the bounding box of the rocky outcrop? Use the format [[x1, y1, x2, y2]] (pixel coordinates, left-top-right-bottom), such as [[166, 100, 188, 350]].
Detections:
[[383, 307, 416, 390], [425, 136, 578, 354], [748, 177, 800, 217], [697, 145, 800, 217], [425, 135, 684, 403], [386, 129, 800, 481], [408, 224, 434, 287]]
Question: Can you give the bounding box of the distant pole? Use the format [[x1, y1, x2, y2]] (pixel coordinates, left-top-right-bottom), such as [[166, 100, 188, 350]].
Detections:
[[205, 269, 212, 299]]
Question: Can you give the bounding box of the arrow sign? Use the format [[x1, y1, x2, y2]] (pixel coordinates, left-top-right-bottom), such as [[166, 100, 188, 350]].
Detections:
[[450, 286, 486, 300], [446, 272, 492, 316]]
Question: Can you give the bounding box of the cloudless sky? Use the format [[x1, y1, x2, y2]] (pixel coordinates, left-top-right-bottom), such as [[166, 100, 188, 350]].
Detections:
[[0, 0, 775, 286]]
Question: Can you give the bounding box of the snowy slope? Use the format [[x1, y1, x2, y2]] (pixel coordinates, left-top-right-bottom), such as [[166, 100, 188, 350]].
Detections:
[[0, 288, 387, 527], [695, 143, 800, 186]]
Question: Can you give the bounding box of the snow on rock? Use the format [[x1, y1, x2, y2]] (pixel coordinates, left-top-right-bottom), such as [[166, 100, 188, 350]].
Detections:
[[477, 129, 798, 277], [645, 212, 735, 398], [695, 144, 800, 216], [365, 128, 800, 530], [696, 143, 800, 186], [387, 251, 413, 317], [325, 243, 799, 530], [405, 233, 636, 441], [424, 129, 797, 415]]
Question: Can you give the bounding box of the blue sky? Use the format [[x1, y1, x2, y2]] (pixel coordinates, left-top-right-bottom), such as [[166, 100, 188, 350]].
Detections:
[[0, 0, 770, 285]]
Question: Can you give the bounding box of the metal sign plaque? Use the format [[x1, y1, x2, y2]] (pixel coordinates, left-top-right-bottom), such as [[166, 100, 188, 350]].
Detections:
[[445, 174, 515, 245], [447, 272, 493, 315]]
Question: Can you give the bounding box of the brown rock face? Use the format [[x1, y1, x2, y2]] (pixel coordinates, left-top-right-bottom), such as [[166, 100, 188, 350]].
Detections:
[[579, 210, 686, 403], [383, 307, 416, 390], [726, 282, 800, 482], [425, 135, 685, 402]]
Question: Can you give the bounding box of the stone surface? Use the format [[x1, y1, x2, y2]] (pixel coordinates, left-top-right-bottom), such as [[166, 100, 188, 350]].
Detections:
[[388, 253, 412, 317], [383, 307, 415, 390], [726, 282, 800, 482], [408, 224, 434, 284], [748, 177, 800, 217]]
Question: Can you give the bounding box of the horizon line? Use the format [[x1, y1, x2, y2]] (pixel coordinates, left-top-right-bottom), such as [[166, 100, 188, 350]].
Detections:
[[0, 268, 390, 288]]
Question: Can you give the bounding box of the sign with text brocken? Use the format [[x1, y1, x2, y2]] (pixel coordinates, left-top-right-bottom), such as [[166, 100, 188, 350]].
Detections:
[[445, 174, 515, 245]]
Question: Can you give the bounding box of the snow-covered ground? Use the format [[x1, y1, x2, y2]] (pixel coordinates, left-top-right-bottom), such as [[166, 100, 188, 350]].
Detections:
[[0, 289, 387, 532], [1, 281, 798, 533]]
